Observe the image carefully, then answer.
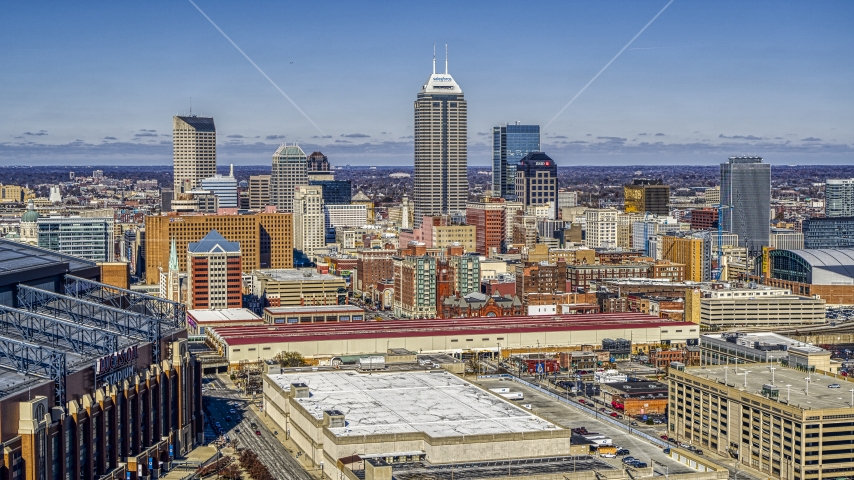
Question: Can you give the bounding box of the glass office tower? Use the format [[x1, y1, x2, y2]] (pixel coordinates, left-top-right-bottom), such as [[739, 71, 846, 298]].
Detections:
[[720, 156, 771, 254], [493, 123, 540, 199]]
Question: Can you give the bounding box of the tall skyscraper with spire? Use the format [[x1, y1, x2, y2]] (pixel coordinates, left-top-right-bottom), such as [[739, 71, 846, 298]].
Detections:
[[172, 115, 216, 195], [413, 45, 468, 228]]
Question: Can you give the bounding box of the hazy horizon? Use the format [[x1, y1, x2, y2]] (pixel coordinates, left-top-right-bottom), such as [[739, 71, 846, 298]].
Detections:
[[2, 1, 852, 166]]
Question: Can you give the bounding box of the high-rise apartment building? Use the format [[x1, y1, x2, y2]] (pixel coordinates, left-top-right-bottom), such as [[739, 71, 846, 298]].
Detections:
[[173, 116, 216, 194], [466, 197, 506, 257], [393, 243, 437, 318], [584, 209, 618, 249], [413, 48, 468, 227], [144, 212, 293, 283], [249, 174, 271, 210], [271, 144, 308, 213], [515, 152, 558, 220], [704, 186, 720, 207], [492, 123, 540, 199], [187, 230, 242, 309], [720, 156, 770, 253], [661, 235, 707, 282], [557, 189, 578, 211], [293, 185, 325, 255], [825, 178, 854, 217], [353, 249, 396, 295], [624, 178, 670, 216]]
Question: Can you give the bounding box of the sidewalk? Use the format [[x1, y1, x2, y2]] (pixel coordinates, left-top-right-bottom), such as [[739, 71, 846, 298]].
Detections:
[[161, 445, 220, 480]]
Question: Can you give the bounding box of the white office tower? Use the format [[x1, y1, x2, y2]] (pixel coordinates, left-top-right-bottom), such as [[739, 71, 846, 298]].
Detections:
[[413, 45, 468, 228], [271, 144, 308, 213], [173, 116, 216, 194], [584, 209, 618, 249], [200, 166, 238, 208], [294, 185, 325, 255], [49, 186, 62, 203]]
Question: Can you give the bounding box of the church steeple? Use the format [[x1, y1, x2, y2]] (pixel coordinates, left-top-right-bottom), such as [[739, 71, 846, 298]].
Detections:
[[168, 237, 178, 272]]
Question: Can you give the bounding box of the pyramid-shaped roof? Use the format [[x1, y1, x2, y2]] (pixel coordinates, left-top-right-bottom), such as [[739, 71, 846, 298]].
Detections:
[[188, 229, 240, 254]]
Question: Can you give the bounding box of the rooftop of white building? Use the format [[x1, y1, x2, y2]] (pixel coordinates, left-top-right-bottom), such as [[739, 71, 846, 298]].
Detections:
[[269, 371, 560, 437]]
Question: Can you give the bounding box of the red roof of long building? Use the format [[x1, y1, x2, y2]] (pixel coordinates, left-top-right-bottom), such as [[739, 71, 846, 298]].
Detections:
[[211, 313, 695, 346]]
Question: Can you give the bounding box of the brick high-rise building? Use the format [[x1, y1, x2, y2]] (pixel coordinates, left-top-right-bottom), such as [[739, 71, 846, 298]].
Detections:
[[516, 259, 568, 303], [466, 197, 506, 257], [144, 212, 293, 284], [187, 230, 242, 309], [689, 207, 718, 230], [353, 249, 397, 294]]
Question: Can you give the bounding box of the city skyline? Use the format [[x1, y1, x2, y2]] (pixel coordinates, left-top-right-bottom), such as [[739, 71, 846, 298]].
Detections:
[[1, 1, 852, 166]]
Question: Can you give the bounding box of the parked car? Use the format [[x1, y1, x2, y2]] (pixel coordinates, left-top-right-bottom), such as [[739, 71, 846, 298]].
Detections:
[[610, 412, 619, 418], [663, 447, 671, 454], [600, 453, 616, 458], [616, 449, 630, 456], [255, 430, 262, 436], [633, 462, 648, 468], [668, 438, 679, 445], [660, 435, 668, 440], [828, 384, 841, 389], [621, 457, 636, 464]]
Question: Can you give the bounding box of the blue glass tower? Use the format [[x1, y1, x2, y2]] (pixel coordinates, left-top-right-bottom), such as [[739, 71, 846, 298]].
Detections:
[[493, 123, 540, 199]]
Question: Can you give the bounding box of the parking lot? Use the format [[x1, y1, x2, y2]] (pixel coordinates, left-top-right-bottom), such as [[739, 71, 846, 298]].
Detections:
[[473, 377, 696, 476]]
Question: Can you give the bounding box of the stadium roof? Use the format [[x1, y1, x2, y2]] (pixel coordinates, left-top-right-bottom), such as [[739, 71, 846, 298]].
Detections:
[[784, 249, 854, 284], [0, 239, 98, 284]]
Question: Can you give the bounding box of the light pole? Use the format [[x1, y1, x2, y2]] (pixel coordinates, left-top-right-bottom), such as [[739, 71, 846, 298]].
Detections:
[[805, 377, 810, 396], [786, 384, 792, 402], [849, 389, 854, 407], [768, 365, 776, 385]]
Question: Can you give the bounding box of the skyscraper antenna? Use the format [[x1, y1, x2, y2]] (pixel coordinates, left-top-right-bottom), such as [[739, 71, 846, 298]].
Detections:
[[445, 44, 448, 74], [432, 44, 436, 74]]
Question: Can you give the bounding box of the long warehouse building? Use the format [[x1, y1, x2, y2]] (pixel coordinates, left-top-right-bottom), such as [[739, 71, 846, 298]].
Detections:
[[207, 313, 700, 365]]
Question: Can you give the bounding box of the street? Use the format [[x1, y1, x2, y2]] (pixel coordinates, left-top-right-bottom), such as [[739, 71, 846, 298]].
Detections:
[[202, 373, 314, 480]]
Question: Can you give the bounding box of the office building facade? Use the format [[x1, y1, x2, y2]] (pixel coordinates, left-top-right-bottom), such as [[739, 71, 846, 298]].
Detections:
[[173, 116, 216, 194], [309, 180, 352, 205], [803, 217, 854, 249], [144, 212, 293, 283], [37, 216, 115, 262], [307, 151, 330, 172], [271, 144, 308, 213], [199, 174, 238, 208], [624, 178, 671, 216], [825, 178, 854, 217], [584, 209, 618, 249], [492, 123, 540, 199], [413, 51, 468, 227], [248, 174, 271, 210], [720, 156, 771, 253], [515, 152, 558, 219]]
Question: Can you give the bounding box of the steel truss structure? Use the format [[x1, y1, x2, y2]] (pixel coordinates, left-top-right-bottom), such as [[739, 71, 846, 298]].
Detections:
[[0, 305, 119, 356], [17, 284, 162, 362], [0, 335, 67, 406], [64, 274, 185, 329]]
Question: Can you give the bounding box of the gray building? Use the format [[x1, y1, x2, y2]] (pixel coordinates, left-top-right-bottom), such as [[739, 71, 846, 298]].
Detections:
[[173, 115, 216, 194], [492, 123, 540, 199], [271, 144, 308, 213], [825, 178, 854, 217], [413, 48, 468, 227], [803, 217, 854, 249], [37, 216, 115, 262], [720, 156, 770, 254]]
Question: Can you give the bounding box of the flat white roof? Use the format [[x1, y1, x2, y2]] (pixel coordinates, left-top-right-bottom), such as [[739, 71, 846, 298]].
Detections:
[[187, 308, 262, 323], [269, 371, 560, 437]]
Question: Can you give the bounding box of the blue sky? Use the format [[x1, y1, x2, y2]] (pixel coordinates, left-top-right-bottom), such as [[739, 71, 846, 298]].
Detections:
[[1, 1, 852, 166]]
